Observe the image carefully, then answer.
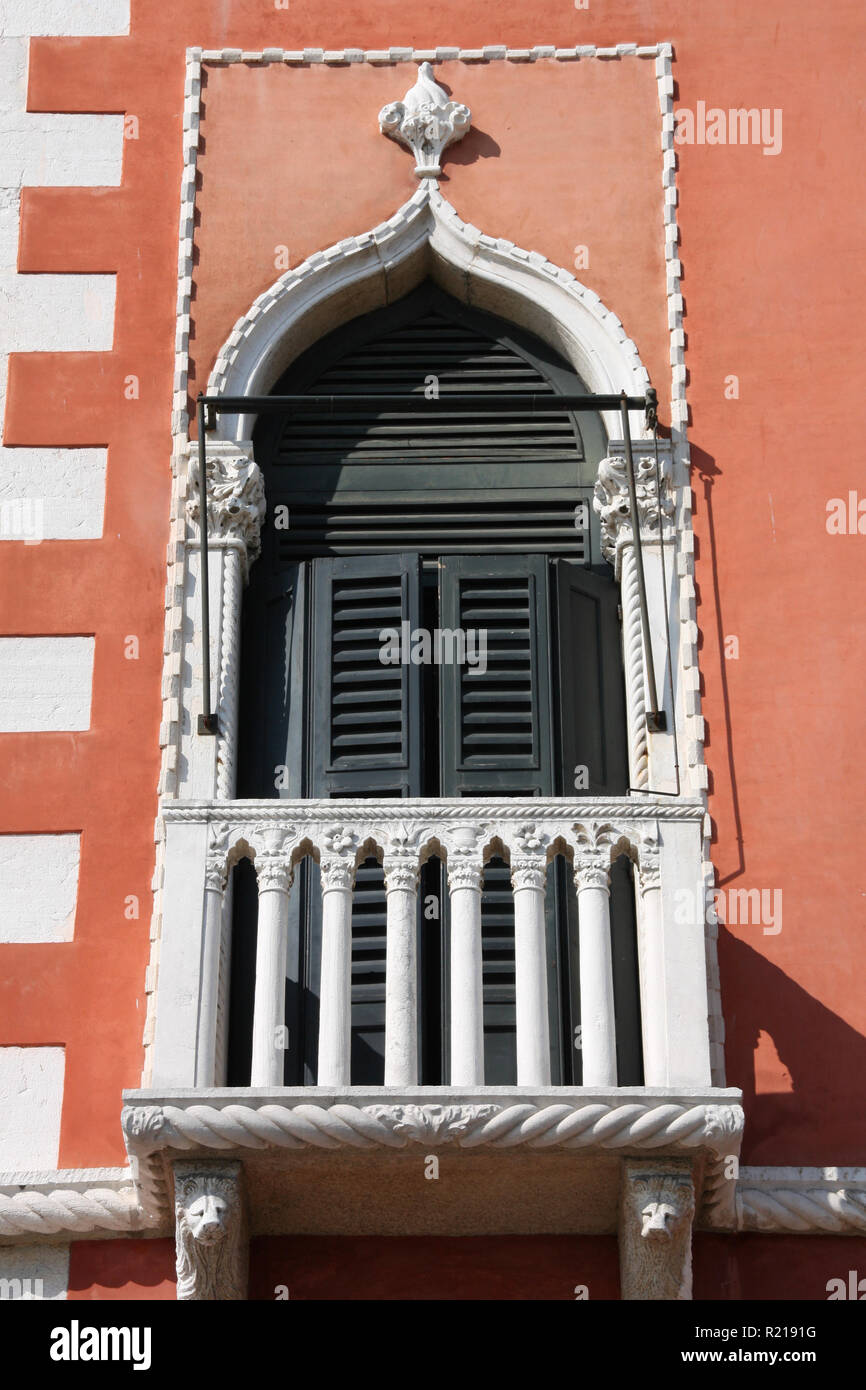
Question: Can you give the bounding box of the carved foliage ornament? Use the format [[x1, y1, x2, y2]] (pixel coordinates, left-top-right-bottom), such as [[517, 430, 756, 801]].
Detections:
[[593, 454, 674, 564], [366, 1104, 500, 1146], [379, 63, 471, 178], [187, 444, 266, 570]]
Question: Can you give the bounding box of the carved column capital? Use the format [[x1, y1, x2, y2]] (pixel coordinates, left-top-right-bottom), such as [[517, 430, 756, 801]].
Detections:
[[510, 856, 547, 893], [255, 857, 292, 894], [573, 851, 611, 894], [593, 452, 674, 569], [637, 839, 662, 895], [187, 440, 265, 577], [174, 1160, 248, 1301], [379, 62, 471, 178], [320, 856, 356, 892], [384, 857, 420, 894], [204, 856, 229, 893], [204, 824, 230, 892], [619, 1159, 695, 1301], [447, 857, 484, 893]]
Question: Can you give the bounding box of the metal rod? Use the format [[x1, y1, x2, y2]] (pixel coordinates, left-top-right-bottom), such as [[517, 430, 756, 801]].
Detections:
[[198, 392, 648, 415], [619, 392, 666, 733], [196, 395, 218, 736]]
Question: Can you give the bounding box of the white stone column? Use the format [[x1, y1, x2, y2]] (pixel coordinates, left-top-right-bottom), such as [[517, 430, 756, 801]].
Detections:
[[448, 857, 485, 1086], [511, 848, 551, 1086], [636, 838, 668, 1086], [317, 855, 355, 1087], [383, 855, 419, 1086], [574, 849, 617, 1086], [250, 855, 292, 1086], [183, 440, 265, 802], [196, 835, 229, 1088], [593, 449, 676, 793]]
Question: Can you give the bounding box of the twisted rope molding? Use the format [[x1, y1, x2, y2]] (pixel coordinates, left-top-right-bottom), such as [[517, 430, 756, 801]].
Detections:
[[738, 1187, 866, 1235], [123, 1099, 742, 1157], [0, 1188, 156, 1239], [163, 799, 704, 824], [619, 547, 649, 790], [216, 547, 242, 801]]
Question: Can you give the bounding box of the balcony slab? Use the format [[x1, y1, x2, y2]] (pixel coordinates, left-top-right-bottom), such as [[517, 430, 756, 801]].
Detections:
[[122, 1086, 743, 1236]]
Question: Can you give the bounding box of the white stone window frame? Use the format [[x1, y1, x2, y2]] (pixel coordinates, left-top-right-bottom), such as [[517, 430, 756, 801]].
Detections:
[[142, 43, 721, 1093]]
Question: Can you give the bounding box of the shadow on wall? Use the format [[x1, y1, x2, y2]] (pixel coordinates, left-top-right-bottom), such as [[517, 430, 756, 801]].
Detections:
[[689, 442, 745, 888], [688, 441, 866, 1162], [67, 1239, 176, 1300], [719, 930, 866, 1166]]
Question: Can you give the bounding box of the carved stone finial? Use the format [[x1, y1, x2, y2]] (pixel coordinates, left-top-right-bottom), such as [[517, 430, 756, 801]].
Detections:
[[187, 441, 266, 576], [593, 453, 674, 567], [174, 1161, 248, 1301], [379, 62, 471, 178], [619, 1161, 695, 1300]]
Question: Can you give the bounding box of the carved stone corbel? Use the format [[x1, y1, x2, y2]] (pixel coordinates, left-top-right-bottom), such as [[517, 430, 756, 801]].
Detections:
[[174, 1160, 248, 1301], [618, 1159, 695, 1300]]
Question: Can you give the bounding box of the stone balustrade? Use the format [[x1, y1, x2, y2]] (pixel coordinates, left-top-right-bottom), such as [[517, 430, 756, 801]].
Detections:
[[152, 796, 713, 1093]]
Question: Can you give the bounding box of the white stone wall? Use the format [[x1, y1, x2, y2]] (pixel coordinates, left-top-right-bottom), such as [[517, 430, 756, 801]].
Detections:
[[0, 834, 80, 942], [0, 1243, 68, 1299], [0, 1046, 64, 1168], [0, 635, 94, 730], [0, 0, 127, 542]]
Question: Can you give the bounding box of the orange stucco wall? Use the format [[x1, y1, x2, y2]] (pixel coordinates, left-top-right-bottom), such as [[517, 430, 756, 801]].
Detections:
[[2, 0, 864, 1288]]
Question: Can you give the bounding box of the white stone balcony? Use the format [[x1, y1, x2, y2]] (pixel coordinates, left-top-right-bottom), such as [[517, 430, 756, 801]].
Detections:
[[150, 795, 715, 1092]]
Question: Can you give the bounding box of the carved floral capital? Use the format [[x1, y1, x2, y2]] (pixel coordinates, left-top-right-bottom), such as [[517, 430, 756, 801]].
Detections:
[[379, 63, 471, 178], [593, 453, 674, 565], [187, 441, 265, 575], [573, 851, 611, 894]]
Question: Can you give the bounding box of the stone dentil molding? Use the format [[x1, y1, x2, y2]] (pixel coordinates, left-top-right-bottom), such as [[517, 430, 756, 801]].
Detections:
[[174, 1160, 248, 1301], [379, 62, 471, 177], [619, 1160, 695, 1300]]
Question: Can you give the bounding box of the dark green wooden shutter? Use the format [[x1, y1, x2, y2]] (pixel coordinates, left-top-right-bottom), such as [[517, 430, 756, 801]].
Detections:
[[236, 561, 308, 799], [554, 560, 629, 797], [438, 553, 554, 797], [310, 553, 423, 797]]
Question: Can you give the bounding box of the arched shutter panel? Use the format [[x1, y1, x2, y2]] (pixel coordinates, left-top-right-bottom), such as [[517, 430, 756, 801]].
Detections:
[[554, 559, 629, 797]]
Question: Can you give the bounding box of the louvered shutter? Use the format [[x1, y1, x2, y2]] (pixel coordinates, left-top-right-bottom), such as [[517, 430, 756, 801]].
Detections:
[[438, 554, 555, 797], [554, 560, 628, 796], [310, 553, 423, 797], [236, 561, 308, 798]]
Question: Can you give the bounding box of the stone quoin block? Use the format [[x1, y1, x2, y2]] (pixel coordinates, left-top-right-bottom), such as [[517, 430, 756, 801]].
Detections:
[[0, 636, 95, 731], [0, 1047, 65, 1169], [0, 834, 81, 943]]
